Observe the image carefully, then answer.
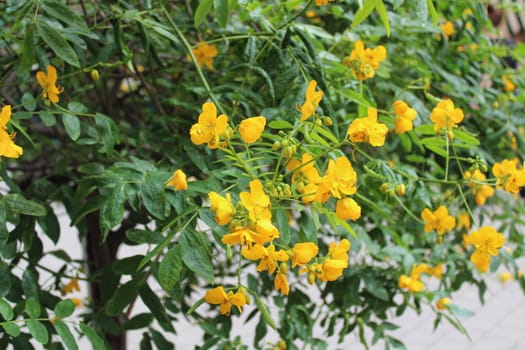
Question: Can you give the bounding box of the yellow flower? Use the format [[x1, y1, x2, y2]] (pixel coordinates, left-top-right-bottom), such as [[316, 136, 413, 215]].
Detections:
[[429, 99, 464, 133], [343, 40, 387, 81], [321, 239, 350, 281], [456, 212, 471, 230], [71, 298, 83, 308], [192, 42, 218, 70], [426, 264, 443, 279], [440, 21, 455, 40], [274, 270, 290, 295], [492, 159, 525, 194], [436, 297, 451, 310], [240, 180, 272, 222], [502, 75, 516, 92], [347, 107, 388, 146], [238, 116, 266, 143], [189, 102, 228, 149], [242, 244, 289, 274], [421, 206, 456, 235], [166, 169, 187, 190], [222, 225, 277, 246], [300, 80, 324, 121], [205, 286, 247, 316], [0, 105, 23, 159], [464, 169, 494, 205], [291, 242, 319, 267], [209, 192, 234, 225], [499, 271, 512, 283], [335, 197, 361, 221], [464, 226, 505, 272], [398, 274, 424, 292], [315, 0, 329, 5], [393, 100, 417, 134], [62, 278, 80, 295], [36, 65, 63, 103], [316, 156, 357, 201], [287, 153, 321, 204]]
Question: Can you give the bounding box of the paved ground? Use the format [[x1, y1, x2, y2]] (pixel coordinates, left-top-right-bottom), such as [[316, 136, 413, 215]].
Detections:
[[40, 206, 525, 349]]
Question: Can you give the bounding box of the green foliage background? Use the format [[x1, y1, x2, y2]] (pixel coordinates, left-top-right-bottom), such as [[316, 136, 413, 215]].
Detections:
[[1, 0, 525, 349]]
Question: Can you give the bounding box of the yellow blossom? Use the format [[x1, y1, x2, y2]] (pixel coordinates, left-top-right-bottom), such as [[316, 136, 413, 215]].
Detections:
[[398, 274, 424, 292], [166, 169, 187, 190], [315, 0, 330, 5], [321, 239, 350, 281], [192, 42, 218, 70], [457, 212, 471, 230], [464, 169, 494, 205], [274, 270, 290, 295], [291, 242, 319, 267], [209, 192, 234, 225], [502, 75, 516, 92], [316, 156, 358, 201], [492, 159, 525, 194], [36, 65, 63, 103], [300, 80, 323, 121], [240, 179, 272, 221], [421, 206, 456, 235], [238, 116, 266, 143], [429, 99, 464, 132], [335, 197, 361, 221], [393, 101, 417, 134], [347, 107, 388, 146], [222, 225, 277, 246], [205, 286, 247, 316], [440, 21, 455, 40], [242, 244, 289, 274], [343, 40, 387, 81], [62, 278, 80, 295], [436, 297, 451, 310], [499, 271, 512, 283], [287, 153, 321, 204], [190, 102, 228, 149], [464, 226, 505, 272], [0, 105, 23, 159], [71, 298, 83, 307]]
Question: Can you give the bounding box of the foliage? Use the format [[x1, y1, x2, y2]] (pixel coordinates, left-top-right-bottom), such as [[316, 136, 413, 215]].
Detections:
[[1, 0, 525, 349]]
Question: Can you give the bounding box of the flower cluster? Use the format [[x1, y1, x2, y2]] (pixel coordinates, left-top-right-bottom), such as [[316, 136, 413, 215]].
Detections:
[[347, 107, 388, 147], [492, 159, 525, 194], [0, 105, 23, 159], [189, 102, 229, 149], [464, 226, 505, 272], [464, 169, 494, 205], [343, 40, 387, 81], [398, 263, 443, 292]]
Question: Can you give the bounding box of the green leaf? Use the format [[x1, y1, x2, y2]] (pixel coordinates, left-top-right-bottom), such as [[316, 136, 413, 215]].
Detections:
[[374, 0, 390, 36], [124, 313, 154, 330], [25, 297, 41, 318], [39, 110, 56, 127], [126, 229, 164, 245], [95, 113, 120, 157], [20, 25, 35, 73], [62, 113, 81, 141], [79, 323, 108, 350], [140, 178, 166, 220], [194, 0, 213, 27], [0, 298, 13, 321], [21, 93, 36, 111], [268, 120, 293, 129], [3, 322, 21, 337], [0, 262, 11, 297], [37, 21, 80, 67], [41, 1, 89, 31], [364, 275, 389, 301], [448, 304, 475, 318], [214, 0, 229, 27], [139, 284, 172, 330], [416, 0, 428, 22], [106, 278, 142, 316], [274, 208, 290, 245], [26, 320, 49, 344], [100, 182, 126, 239], [158, 245, 183, 291], [3, 194, 46, 216], [55, 299, 75, 318], [454, 130, 480, 146], [54, 320, 78, 350], [180, 230, 214, 283], [352, 0, 377, 30], [426, 0, 438, 25]]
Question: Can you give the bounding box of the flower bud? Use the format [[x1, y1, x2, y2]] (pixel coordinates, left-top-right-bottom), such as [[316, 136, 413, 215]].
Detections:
[[379, 183, 390, 193], [307, 273, 316, 285], [447, 131, 454, 140], [280, 262, 288, 274], [395, 184, 406, 196], [323, 117, 333, 126], [90, 69, 100, 81], [272, 141, 282, 151]]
